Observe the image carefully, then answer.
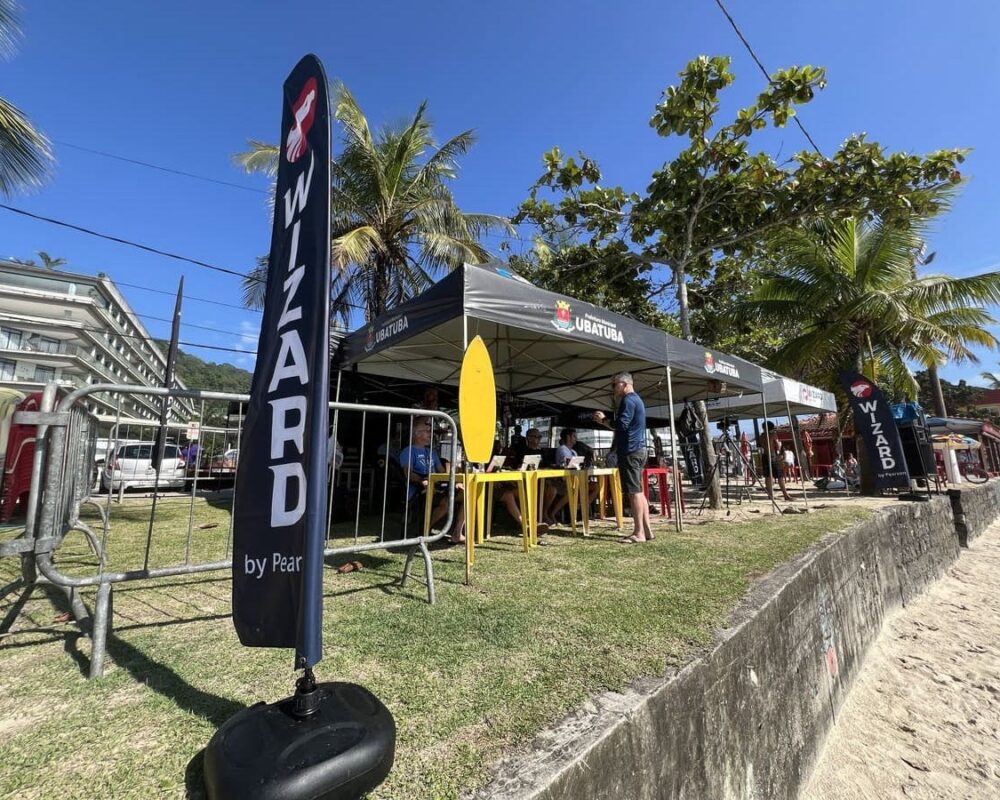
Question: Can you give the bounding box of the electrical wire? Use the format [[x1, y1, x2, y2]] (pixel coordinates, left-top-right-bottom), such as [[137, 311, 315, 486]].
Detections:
[[712, 0, 824, 155], [0, 203, 252, 280], [54, 140, 269, 195]]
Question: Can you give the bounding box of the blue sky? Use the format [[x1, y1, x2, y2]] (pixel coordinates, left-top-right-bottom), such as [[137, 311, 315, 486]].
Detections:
[[3, 0, 999, 384]]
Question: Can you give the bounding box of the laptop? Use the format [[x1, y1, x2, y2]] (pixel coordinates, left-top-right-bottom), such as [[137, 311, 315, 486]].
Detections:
[[565, 455, 585, 470], [519, 454, 541, 471], [485, 454, 508, 473]]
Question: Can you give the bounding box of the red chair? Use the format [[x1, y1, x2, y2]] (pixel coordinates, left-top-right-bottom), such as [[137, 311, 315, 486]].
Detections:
[[642, 466, 685, 518]]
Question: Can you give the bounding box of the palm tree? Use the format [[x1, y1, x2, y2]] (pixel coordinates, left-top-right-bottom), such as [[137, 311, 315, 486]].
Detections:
[[743, 218, 1000, 397], [36, 251, 65, 269], [0, 0, 52, 196], [235, 82, 512, 320], [980, 368, 1000, 389], [742, 217, 1000, 493]]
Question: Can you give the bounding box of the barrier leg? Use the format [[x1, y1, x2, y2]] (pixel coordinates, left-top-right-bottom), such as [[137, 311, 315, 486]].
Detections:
[[89, 581, 113, 679], [420, 541, 436, 605]]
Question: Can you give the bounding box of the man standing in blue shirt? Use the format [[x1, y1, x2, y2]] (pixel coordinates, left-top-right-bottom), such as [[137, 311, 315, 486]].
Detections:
[[613, 372, 652, 543]]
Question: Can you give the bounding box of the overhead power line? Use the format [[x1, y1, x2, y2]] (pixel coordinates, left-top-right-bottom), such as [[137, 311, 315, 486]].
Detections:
[[0, 203, 251, 280], [112, 279, 263, 314], [55, 140, 269, 195], [712, 0, 823, 155]]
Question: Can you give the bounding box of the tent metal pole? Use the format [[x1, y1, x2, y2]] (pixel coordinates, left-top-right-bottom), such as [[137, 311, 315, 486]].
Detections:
[[785, 397, 810, 510], [758, 390, 782, 514], [665, 366, 683, 532]]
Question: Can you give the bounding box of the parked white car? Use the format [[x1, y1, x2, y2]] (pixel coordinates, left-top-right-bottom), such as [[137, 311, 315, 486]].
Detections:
[[101, 441, 187, 491]]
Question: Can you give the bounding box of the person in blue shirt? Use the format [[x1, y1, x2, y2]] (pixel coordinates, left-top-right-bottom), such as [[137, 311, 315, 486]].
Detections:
[[398, 416, 465, 544], [613, 372, 652, 543]]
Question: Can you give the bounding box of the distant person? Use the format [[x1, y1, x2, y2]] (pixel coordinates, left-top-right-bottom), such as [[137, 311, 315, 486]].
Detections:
[[782, 447, 796, 482], [181, 441, 200, 466], [844, 453, 860, 488], [757, 422, 793, 502], [398, 417, 465, 544], [510, 424, 526, 454], [613, 372, 652, 543]]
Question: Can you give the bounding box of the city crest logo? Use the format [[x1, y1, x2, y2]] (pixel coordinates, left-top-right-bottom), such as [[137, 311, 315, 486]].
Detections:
[[552, 301, 574, 331], [704, 352, 716, 373]]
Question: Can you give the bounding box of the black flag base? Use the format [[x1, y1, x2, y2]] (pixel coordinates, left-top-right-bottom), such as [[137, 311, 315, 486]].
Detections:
[[203, 680, 396, 800]]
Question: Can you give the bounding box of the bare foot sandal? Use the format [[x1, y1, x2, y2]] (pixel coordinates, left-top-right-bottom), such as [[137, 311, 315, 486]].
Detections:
[[618, 534, 646, 544]]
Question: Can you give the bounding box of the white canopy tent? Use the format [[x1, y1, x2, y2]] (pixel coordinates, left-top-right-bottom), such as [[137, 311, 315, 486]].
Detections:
[[651, 372, 836, 422]]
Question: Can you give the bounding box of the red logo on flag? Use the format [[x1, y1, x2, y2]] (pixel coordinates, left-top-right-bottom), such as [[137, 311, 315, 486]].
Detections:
[[285, 77, 318, 163], [850, 380, 873, 399]]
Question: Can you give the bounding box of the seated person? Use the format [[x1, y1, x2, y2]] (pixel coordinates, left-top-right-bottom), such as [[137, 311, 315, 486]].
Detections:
[[398, 417, 465, 544], [542, 428, 577, 525]]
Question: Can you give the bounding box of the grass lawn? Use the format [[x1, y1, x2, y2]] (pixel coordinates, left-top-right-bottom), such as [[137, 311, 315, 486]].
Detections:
[[0, 495, 871, 799]]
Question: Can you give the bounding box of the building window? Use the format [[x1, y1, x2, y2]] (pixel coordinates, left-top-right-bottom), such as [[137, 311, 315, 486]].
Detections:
[[34, 336, 61, 354], [0, 358, 14, 380], [0, 327, 23, 349], [34, 365, 55, 383]]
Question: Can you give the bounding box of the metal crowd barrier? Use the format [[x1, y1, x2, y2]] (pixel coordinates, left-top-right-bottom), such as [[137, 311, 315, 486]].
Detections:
[[6, 382, 457, 678]]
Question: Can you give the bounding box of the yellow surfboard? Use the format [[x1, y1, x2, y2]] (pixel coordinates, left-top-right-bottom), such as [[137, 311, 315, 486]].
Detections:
[[459, 335, 496, 464]]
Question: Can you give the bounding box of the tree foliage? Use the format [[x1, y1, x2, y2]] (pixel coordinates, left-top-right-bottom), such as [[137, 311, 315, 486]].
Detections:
[[514, 55, 967, 340], [0, 0, 52, 197], [741, 218, 1000, 397], [915, 370, 991, 421], [507, 238, 677, 331], [236, 82, 512, 321], [158, 342, 252, 427]]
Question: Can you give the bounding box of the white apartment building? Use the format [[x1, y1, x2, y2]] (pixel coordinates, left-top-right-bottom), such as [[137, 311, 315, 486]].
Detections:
[[0, 260, 195, 424]]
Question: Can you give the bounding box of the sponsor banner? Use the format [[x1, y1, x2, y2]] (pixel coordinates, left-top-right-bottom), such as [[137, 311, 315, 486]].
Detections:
[[839, 371, 910, 490], [232, 55, 331, 669]]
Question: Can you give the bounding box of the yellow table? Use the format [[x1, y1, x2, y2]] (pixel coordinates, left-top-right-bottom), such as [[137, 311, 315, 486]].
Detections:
[[423, 471, 532, 566], [524, 468, 588, 538], [588, 467, 625, 531]]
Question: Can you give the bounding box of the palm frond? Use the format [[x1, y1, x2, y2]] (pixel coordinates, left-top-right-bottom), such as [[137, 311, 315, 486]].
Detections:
[[233, 140, 280, 177], [241, 256, 269, 310], [0, 97, 52, 196], [331, 226, 382, 270]]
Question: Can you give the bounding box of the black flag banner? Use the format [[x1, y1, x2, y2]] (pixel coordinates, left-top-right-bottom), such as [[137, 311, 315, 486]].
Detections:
[[232, 55, 331, 668], [839, 371, 911, 490]]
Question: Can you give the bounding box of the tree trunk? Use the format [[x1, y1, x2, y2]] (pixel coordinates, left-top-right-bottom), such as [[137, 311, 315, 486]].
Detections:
[[928, 362, 947, 417], [695, 400, 722, 507], [676, 268, 722, 508]]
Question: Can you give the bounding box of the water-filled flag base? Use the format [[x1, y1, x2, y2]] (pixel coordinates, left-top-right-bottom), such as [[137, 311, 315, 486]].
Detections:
[[203, 682, 395, 800]]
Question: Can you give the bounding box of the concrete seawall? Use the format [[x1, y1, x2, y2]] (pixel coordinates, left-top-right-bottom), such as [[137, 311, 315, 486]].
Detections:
[[476, 482, 1000, 800]]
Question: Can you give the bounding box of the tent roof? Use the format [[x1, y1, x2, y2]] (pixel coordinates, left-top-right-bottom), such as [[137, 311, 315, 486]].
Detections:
[[649, 372, 837, 421], [335, 263, 764, 411]]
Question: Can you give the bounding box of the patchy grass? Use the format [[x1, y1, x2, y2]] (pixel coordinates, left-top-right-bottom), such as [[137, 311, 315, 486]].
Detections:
[[0, 495, 871, 799]]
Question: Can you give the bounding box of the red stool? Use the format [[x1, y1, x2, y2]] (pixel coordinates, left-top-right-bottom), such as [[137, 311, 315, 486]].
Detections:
[[642, 467, 685, 518]]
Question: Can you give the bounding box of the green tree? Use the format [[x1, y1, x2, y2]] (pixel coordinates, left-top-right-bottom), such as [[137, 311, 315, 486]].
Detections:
[[514, 54, 966, 506], [507, 237, 677, 331], [0, 1, 52, 196], [235, 82, 512, 321]]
